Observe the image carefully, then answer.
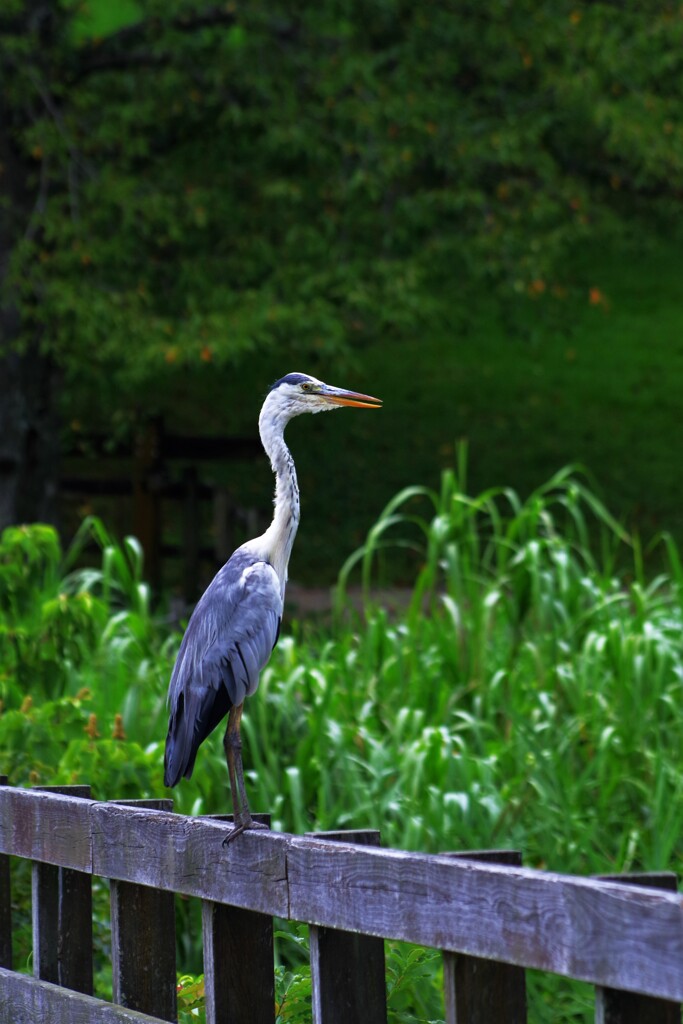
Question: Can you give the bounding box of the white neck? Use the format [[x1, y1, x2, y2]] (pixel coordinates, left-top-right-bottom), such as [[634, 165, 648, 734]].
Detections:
[[254, 397, 300, 589]]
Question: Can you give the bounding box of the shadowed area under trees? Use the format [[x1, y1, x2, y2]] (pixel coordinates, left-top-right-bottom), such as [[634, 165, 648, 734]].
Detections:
[[1, 0, 683, 570]]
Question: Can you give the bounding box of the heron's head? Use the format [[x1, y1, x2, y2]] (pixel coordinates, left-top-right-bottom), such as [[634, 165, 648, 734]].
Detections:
[[265, 372, 382, 421]]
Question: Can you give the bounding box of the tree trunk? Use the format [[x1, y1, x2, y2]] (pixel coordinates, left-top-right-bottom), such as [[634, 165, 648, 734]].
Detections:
[[0, 6, 61, 533], [0, 335, 60, 531]]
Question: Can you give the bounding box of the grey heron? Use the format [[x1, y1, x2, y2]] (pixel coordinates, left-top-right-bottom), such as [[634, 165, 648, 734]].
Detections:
[[164, 372, 382, 840]]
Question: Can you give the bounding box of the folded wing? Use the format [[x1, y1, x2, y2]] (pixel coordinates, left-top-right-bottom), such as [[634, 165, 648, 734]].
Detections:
[[164, 552, 282, 786]]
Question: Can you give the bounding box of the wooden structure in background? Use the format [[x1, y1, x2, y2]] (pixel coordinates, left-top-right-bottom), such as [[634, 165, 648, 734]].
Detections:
[[62, 419, 261, 598], [0, 780, 682, 1023]]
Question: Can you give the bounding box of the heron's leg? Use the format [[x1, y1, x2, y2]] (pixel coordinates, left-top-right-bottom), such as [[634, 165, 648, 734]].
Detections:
[[222, 702, 268, 844], [223, 703, 243, 823]]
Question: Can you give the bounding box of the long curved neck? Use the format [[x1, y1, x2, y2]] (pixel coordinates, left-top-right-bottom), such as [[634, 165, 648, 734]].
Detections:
[[258, 403, 300, 587]]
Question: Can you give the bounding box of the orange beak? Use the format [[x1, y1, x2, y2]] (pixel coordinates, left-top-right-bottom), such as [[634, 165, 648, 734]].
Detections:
[[323, 387, 382, 409]]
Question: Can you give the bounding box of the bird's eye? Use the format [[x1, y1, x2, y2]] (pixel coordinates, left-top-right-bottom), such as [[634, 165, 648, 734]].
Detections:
[[301, 382, 312, 392]]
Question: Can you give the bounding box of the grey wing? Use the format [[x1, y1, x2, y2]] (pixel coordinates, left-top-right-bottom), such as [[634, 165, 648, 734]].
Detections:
[[164, 553, 282, 787]]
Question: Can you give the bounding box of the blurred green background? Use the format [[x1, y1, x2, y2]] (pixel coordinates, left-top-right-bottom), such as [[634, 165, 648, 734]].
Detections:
[[2, 0, 683, 586]]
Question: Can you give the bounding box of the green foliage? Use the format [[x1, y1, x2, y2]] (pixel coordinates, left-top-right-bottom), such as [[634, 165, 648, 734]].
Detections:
[[177, 974, 207, 1024], [0, 518, 170, 791], [2, 466, 683, 1020], [3, 1, 683, 429]]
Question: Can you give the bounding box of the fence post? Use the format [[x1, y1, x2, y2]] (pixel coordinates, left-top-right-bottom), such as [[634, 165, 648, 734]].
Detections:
[[0, 777, 11, 969], [442, 850, 527, 1024], [306, 829, 388, 1024], [109, 799, 177, 1022], [32, 785, 93, 994], [202, 813, 274, 1024], [594, 872, 680, 1024]]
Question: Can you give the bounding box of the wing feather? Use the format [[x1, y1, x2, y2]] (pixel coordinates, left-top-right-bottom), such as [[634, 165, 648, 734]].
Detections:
[[164, 552, 282, 787]]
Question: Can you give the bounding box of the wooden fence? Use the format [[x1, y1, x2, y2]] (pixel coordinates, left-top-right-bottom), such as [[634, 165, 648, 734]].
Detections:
[[0, 780, 682, 1024], [62, 419, 262, 598]]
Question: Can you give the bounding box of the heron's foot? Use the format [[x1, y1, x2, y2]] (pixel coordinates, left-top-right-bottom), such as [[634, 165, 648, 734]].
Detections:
[[222, 816, 270, 846]]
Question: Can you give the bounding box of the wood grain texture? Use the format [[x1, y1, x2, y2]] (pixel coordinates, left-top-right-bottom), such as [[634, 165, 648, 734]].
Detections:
[[202, 901, 275, 1024], [0, 777, 12, 969], [0, 786, 92, 870], [286, 838, 683, 1000], [110, 878, 176, 1021], [108, 800, 177, 1022], [35, 786, 93, 994], [91, 802, 289, 916], [307, 831, 387, 1024], [201, 811, 275, 1024], [443, 851, 527, 1024], [32, 862, 60, 983], [594, 873, 681, 1024], [2, 787, 683, 1001], [57, 865, 94, 994], [0, 966, 168, 1023]]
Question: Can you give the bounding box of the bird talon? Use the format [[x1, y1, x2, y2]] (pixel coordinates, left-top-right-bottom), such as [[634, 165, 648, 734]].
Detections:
[[222, 823, 247, 846], [222, 818, 270, 845]]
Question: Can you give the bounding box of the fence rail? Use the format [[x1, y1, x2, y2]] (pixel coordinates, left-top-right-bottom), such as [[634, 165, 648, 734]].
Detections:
[[0, 782, 681, 1023]]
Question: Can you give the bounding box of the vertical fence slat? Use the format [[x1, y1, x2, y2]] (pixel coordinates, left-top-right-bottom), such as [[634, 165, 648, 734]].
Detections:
[[594, 872, 680, 1024], [110, 799, 177, 1022], [202, 813, 274, 1024], [32, 861, 60, 984], [0, 777, 12, 969], [307, 830, 388, 1024], [202, 902, 274, 1024], [33, 786, 93, 994], [58, 856, 94, 995], [443, 850, 527, 1024]]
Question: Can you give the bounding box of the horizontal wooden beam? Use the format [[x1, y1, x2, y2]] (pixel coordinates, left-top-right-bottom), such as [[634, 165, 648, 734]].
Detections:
[[0, 967, 165, 1024], [90, 802, 289, 917], [286, 837, 683, 1001], [0, 787, 92, 871], [1, 787, 682, 1001]]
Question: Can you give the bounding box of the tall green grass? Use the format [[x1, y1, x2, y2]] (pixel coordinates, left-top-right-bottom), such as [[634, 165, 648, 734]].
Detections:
[[2, 459, 683, 1021]]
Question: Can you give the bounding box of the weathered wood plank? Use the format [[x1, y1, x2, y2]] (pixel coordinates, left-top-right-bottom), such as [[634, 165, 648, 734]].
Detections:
[[286, 837, 683, 1001], [34, 786, 93, 994], [32, 861, 60, 984], [3, 786, 683, 1002], [0, 777, 12, 969], [0, 966, 168, 1023], [0, 787, 92, 870], [443, 851, 527, 1024], [58, 860, 94, 995], [109, 801, 177, 1023], [202, 902, 275, 1024], [308, 830, 387, 1024], [110, 879, 177, 1022], [201, 812, 274, 1024], [91, 802, 289, 917], [594, 873, 680, 1024]]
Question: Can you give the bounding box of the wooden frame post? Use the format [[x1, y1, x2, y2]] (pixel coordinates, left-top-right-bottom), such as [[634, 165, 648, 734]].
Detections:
[[109, 800, 177, 1021], [306, 830, 388, 1024], [594, 872, 680, 1024], [202, 813, 274, 1024], [443, 850, 527, 1023], [32, 786, 93, 994], [0, 777, 11, 969]]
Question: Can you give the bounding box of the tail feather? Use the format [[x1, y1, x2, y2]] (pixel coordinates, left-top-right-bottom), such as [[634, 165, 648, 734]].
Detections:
[[164, 684, 232, 787]]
